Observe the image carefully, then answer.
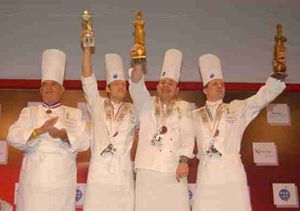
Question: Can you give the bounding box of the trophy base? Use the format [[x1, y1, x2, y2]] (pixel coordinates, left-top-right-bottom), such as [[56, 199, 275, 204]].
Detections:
[[271, 72, 287, 80], [133, 58, 147, 65]]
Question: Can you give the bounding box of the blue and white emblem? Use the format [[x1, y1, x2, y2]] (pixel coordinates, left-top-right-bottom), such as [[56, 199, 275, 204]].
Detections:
[[279, 189, 291, 201], [189, 188, 193, 200], [210, 73, 215, 78], [113, 74, 118, 79], [76, 188, 83, 202], [162, 72, 166, 76]]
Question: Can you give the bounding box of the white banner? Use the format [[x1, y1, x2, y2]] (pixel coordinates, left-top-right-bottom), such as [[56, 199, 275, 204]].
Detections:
[[0, 141, 9, 165], [253, 142, 278, 166], [273, 183, 299, 208], [27, 102, 42, 107], [267, 104, 291, 126]]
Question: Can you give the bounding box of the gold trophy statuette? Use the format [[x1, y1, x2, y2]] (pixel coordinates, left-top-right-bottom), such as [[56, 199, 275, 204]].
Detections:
[[132, 11, 147, 64], [272, 24, 287, 79], [81, 11, 95, 48]]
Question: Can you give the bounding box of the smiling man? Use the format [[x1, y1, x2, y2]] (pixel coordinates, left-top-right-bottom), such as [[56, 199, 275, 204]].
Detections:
[[80, 41, 137, 211], [129, 45, 195, 211], [7, 49, 90, 211], [192, 53, 287, 211]]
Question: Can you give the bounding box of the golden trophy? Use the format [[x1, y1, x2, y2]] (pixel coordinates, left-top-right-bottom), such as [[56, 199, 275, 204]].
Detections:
[[271, 24, 287, 79], [132, 11, 147, 64], [81, 11, 95, 48]]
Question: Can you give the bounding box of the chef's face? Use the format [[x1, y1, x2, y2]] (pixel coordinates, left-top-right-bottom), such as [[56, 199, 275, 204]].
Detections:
[[40, 80, 64, 104], [157, 77, 179, 103], [203, 79, 225, 102], [106, 80, 126, 102]]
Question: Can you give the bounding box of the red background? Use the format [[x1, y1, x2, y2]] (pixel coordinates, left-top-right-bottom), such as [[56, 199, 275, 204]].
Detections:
[[0, 80, 299, 211]]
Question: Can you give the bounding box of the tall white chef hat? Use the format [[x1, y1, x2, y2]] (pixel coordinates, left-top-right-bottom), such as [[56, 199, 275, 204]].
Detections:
[[105, 54, 125, 85], [199, 54, 223, 87], [160, 49, 183, 83], [42, 49, 66, 86]]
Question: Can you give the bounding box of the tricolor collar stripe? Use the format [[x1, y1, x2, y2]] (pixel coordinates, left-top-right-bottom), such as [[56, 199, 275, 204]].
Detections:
[[42, 101, 62, 109]]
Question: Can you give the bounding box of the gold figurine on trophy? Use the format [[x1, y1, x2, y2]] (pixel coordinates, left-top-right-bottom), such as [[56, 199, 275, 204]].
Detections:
[[272, 24, 287, 79], [81, 11, 95, 49], [132, 11, 147, 64]]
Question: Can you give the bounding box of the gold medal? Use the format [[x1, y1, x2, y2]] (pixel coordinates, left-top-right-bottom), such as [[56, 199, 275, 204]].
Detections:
[[46, 109, 52, 114]]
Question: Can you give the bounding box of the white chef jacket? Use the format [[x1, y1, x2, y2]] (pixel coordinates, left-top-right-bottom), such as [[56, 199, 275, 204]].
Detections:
[[129, 76, 195, 172], [192, 77, 286, 211], [81, 75, 136, 211], [129, 75, 194, 211], [7, 104, 90, 211]]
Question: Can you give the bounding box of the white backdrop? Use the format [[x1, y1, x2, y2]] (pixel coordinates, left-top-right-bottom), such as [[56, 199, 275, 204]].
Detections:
[[1, 0, 299, 83]]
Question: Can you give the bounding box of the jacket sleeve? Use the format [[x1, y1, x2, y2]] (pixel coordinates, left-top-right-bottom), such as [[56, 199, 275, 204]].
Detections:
[[7, 107, 37, 151], [128, 69, 153, 114], [233, 77, 286, 126], [81, 74, 105, 116]]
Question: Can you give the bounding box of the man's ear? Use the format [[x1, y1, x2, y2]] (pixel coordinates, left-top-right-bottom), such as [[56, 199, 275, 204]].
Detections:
[[39, 86, 43, 96], [203, 88, 208, 96], [175, 87, 179, 95], [106, 86, 110, 93], [60, 86, 65, 95]]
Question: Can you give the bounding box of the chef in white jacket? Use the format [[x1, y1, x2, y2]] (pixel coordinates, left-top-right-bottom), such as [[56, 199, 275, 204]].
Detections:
[[192, 53, 286, 211], [129, 45, 195, 211], [81, 45, 136, 211], [7, 49, 90, 211]]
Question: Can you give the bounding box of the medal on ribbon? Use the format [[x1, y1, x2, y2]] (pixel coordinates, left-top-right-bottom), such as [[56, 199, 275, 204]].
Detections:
[[204, 104, 226, 157], [151, 125, 168, 147], [42, 101, 61, 115], [151, 131, 163, 147], [206, 142, 222, 157], [100, 143, 116, 156], [206, 129, 222, 157]]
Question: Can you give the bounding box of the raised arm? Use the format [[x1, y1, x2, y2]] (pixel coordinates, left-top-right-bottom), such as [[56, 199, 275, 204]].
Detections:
[[130, 44, 146, 83], [82, 47, 93, 77]]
